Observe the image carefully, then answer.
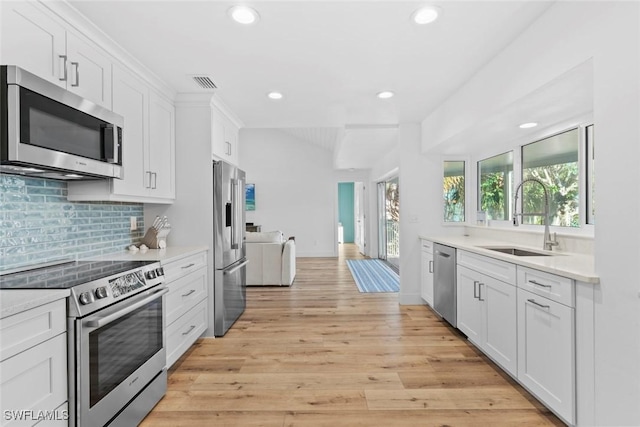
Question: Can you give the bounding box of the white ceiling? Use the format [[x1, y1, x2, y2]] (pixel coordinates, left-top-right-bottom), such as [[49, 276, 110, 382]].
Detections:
[[69, 0, 556, 169]]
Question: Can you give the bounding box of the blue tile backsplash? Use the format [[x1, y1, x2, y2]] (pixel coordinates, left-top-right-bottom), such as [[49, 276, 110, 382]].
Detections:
[[0, 175, 144, 271]]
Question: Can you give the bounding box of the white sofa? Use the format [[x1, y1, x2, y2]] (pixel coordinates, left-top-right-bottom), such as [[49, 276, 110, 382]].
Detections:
[[245, 231, 296, 286]]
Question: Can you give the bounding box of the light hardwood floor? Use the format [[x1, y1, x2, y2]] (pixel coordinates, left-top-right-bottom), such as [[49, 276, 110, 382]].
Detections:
[[142, 244, 563, 426]]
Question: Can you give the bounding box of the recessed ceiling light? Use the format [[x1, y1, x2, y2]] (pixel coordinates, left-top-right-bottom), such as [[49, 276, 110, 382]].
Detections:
[[377, 91, 394, 99], [228, 6, 260, 25], [267, 91, 283, 100], [411, 6, 440, 25], [519, 122, 538, 129]]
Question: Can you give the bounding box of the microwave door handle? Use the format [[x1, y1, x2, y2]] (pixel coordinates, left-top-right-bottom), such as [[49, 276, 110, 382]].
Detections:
[[85, 287, 168, 328], [103, 124, 118, 164]]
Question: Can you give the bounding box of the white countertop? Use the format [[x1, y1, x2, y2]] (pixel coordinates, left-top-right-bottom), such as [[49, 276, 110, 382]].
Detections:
[[420, 235, 599, 284], [0, 289, 70, 319], [87, 245, 208, 263], [1, 246, 208, 319]]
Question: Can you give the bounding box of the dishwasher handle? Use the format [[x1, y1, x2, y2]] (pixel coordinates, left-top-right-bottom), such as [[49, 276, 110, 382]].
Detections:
[[435, 250, 451, 258]]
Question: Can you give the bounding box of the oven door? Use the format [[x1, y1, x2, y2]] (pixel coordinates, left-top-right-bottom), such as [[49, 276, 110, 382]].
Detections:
[[74, 286, 168, 427]]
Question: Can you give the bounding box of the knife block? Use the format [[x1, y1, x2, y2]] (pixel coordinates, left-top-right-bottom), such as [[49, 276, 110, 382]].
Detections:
[[140, 226, 171, 249]]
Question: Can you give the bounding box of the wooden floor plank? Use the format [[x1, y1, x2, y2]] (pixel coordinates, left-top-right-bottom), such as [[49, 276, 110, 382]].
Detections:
[[141, 244, 562, 426]]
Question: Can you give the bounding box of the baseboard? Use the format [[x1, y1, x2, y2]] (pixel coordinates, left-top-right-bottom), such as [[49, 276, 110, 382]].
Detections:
[[398, 292, 423, 305], [296, 251, 337, 258]]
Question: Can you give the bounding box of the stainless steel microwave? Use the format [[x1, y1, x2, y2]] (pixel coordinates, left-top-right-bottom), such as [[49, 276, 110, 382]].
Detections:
[[1, 65, 124, 180]]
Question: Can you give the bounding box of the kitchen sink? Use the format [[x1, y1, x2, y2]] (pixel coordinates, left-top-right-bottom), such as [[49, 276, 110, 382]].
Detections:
[[480, 247, 553, 257]]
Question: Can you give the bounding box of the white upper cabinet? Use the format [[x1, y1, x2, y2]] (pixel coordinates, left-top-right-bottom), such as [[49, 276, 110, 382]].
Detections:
[[212, 105, 240, 166], [65, 31, 112, 108], [68, 65, 175, 203], [1, 1, 112, 109], [148, 91, 176, 199], [0, 1, 66, 85]]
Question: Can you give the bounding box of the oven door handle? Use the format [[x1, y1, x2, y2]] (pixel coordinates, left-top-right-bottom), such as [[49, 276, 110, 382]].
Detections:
[[85, 287, 169, 328]]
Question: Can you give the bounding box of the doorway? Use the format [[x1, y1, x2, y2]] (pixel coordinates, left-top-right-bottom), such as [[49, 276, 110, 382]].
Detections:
[[377, 178, 399, 270], [338, 182, 366, 255]]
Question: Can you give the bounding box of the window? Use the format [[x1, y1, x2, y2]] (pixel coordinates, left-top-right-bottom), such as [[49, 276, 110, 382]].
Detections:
[[521, 128, 579, 227], [443, 161, 465, 222], [586, 125, 595, 224], [478, 151, 513, 221]]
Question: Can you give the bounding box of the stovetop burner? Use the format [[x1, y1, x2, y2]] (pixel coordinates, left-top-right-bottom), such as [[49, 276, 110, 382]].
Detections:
[[0, 260, 157, 290], [0, 260, 166, 317]]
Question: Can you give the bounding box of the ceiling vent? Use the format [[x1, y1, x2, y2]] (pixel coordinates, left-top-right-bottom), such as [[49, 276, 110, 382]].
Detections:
[[190, 75, 218, 90]]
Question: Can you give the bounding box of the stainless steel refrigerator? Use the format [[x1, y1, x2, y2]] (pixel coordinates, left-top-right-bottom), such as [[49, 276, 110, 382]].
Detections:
[[213, 160, 248, 336]]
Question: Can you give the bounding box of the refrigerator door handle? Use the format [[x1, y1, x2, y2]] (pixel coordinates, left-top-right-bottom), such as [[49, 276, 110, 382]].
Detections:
[[224, 259, 249, 275], [231, 178, 239, 249], [236, 177, 244, 250]]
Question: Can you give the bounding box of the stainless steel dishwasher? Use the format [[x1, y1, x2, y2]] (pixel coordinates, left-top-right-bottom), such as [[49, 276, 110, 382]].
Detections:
[[433, 243, 456, 327]]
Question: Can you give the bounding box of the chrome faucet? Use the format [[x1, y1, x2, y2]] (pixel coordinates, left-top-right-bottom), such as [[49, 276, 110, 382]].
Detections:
[[513, 177, 559, 251]]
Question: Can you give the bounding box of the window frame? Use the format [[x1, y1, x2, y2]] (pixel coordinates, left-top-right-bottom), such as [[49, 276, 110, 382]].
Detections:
[[477, 151, 514, 223], [473, 123, 594, 235], [442, 158, 468, 225]]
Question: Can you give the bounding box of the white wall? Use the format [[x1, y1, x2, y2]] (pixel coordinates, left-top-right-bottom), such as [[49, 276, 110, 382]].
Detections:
[[397, 124, 425, 304], [419, 2, 640, 424], [239, 128, 338, 257]]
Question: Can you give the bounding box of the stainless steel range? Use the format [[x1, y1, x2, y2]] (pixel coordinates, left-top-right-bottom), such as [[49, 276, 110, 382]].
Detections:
[[0, 260, 168, 427]]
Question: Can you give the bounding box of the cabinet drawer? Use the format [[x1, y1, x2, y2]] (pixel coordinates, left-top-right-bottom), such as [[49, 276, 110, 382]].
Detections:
[[421, 239, 433, 253], [0, 300, 66, 362], [0, 333, 67, 427], [517, 266, 574, 307], [162, 251, 208, 283], [166, 266, 208, 326], [166, 299, 207, 368], [457, 250, 516, 283]]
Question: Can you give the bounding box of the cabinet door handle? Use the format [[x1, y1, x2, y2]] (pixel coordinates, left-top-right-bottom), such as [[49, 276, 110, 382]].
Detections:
[[146, 171, 152, 188], [181, 289, 196, 297], [182, 325, 196, 336], [70, 62, 80, 87], [58, 55, 68, 81], [527, 298, 550, 309], [428, 260, 433, 273], [152, 172, 158, 189], [478, 282, 485, 301], [181, 263, 195, 269], [225, 141, 232, 156], [473, 280, 479, 299], [529, 280, 552, 288]]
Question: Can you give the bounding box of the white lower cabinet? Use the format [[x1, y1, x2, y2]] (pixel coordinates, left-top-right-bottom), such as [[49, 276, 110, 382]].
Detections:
[[0, 300, 68, 427], [457, 264, 517, 375], [420, 240, 434, 307], [455, 249, 577, 425], [517, 287, 575, 425], [163, 251, 209, 368], [166, 299, 208, 368]]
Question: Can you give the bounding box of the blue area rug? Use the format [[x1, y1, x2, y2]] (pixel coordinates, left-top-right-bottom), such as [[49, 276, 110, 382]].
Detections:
[[346, 259, 399, 293]]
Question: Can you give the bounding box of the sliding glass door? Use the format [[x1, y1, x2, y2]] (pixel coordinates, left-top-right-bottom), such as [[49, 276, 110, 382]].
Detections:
[[377, 178, 400, 267]]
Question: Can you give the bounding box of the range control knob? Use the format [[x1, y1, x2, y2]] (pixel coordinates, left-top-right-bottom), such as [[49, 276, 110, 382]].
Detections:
[[145, 270, 157, 280], [95, 286, 108, 299], [79, 292, 93, 305], [155, 267, 164, 277]]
